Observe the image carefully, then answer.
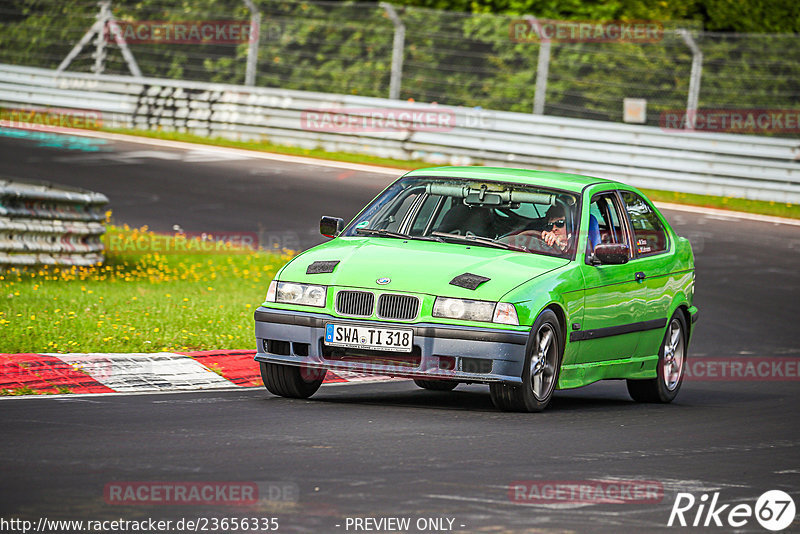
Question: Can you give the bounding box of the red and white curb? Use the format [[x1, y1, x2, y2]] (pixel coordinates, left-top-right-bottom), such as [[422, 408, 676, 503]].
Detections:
[[0, 351, 401, 395]]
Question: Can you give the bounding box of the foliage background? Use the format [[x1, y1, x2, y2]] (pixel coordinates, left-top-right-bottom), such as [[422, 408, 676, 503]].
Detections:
[[0, 0, 797, 127]]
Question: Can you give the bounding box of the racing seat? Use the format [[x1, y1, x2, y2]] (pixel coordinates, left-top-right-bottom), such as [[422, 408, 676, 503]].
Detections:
[[438, 203, 495, 237], [587, 214, 601, 252]]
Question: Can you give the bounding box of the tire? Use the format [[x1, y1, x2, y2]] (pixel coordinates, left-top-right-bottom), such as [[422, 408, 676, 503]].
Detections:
[[490, 309, 562, 413], [260, 362, 325, 399], [413, 379, 458, 391], [627, 311, 687, 403]]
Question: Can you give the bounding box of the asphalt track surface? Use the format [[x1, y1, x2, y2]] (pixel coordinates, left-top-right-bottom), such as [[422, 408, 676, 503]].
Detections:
[[1, 130, 799, 533]]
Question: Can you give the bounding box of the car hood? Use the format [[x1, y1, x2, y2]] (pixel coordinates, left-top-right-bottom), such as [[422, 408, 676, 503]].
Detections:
[[278, 236, 570, 301]]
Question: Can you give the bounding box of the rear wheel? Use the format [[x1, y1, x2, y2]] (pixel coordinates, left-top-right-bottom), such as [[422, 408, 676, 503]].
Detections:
[[413, 379, 458, 391], [627, 312, 687, 403], [260, 362, 325, 399], [490, 309, 562, 412]]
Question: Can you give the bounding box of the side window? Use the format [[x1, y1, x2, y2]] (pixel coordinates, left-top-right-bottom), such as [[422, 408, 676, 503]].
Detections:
[[587, 193, 627, 254], [621, 191, 668, 255]]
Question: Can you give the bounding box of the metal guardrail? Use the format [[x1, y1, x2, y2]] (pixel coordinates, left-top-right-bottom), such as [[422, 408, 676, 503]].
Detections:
[[0, 63, 798, 203], [0, 178, 108, 267]]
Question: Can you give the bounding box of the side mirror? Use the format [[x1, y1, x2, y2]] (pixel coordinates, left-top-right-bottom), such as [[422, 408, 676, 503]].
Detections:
[[320, 216, 344, 238], [592, 243, 630, 265]]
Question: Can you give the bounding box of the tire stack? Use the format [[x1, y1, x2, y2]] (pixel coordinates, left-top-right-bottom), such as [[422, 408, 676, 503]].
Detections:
[[0, 179, 108, 268]]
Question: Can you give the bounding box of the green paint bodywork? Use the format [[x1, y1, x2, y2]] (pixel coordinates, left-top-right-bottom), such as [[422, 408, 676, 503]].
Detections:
[[262, 167, 697, 390]]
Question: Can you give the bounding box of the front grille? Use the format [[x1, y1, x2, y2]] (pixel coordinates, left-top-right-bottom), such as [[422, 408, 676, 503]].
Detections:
[[336, 290, 374, 316], [377, 294, 420, 320]]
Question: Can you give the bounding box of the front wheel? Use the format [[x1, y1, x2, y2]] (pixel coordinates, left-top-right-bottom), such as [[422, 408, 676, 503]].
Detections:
[[490, 309, 562, 412], [627, 312, 687, 403], [260, 362, 325, 399]]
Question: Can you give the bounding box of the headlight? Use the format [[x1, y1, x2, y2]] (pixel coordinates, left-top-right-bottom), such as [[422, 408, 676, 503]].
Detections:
[[266, 281, 327, 307], [432, 297, 518, 325]]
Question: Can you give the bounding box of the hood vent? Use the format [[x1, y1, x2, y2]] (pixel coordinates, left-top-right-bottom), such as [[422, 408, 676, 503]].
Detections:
[[449, 273, 490, 290], [306, 260, 340, 274]]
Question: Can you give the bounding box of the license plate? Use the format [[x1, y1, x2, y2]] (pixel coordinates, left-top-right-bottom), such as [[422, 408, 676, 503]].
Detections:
[[324, 323, 413, 352]]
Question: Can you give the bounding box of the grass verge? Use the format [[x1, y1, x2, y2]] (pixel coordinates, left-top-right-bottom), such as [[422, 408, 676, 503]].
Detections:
[[0, 224, 291, 354], [103, 127, 799, 220], [640, 189, 798, 219]]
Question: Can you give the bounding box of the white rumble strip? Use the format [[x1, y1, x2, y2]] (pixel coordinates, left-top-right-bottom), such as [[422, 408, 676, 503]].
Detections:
[[48, 352, 234, 392]]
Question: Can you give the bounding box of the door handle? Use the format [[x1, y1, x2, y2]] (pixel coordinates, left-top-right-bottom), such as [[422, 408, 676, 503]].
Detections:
[[635, 271, 646, 281]]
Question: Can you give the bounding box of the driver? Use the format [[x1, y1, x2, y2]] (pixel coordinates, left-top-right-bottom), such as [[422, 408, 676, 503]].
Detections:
[[500, 204, 572, 253], [540, 204, 570, 252]]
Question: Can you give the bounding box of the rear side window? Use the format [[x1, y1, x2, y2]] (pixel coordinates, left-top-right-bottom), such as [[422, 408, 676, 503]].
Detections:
[[620, 191, 668, 255]]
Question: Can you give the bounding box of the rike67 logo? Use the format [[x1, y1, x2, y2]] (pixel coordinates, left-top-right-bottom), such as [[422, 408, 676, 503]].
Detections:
[[668, 490, 796, 531]]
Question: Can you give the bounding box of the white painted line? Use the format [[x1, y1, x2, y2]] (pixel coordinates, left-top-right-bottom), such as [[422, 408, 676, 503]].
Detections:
[[655, 202, 800, 227], [6, 124, 403, 176], [49, 353, 235, 392]]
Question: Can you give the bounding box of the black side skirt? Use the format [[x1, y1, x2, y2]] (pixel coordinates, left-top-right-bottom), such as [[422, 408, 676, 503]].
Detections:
[[569, 318, 667, 342]]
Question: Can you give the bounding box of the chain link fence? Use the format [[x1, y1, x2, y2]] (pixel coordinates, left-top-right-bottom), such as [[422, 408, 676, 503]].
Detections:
[[1, 0, 798, 134]]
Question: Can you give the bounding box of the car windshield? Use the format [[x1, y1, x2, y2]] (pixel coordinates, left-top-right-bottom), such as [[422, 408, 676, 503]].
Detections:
[[343, 177, 580, 259]]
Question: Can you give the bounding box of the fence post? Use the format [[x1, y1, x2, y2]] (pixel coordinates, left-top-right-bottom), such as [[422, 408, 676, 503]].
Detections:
[[525, 16, 551, 115], [243, 0, 261, 86], [678, 29, 703, 130], [381, 2, 405, 100]]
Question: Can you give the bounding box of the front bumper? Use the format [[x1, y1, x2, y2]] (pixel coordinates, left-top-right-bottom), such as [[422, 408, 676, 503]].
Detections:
[[254, 307, 530, 385]]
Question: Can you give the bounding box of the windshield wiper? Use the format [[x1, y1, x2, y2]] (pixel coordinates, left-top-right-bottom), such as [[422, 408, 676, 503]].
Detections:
[[354, 228, 408, 239], [355, 228, 444, 242], [431, 231, 522, 251], [409, 235, 444, 242]]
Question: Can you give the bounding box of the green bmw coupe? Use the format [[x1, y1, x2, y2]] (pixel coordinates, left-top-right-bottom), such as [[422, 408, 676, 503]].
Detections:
[[254, 167, 697, 412]]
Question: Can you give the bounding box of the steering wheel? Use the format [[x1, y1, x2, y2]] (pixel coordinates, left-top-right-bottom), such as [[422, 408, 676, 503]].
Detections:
[[498, 229, 551, 252]]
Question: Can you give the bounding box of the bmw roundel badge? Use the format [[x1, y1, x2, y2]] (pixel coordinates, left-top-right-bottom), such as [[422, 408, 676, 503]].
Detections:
[[377, 277, 391, 285]]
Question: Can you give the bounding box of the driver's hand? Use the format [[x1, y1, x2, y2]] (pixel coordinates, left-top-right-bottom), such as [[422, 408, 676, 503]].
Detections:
[[542, 230, 566, 251]]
